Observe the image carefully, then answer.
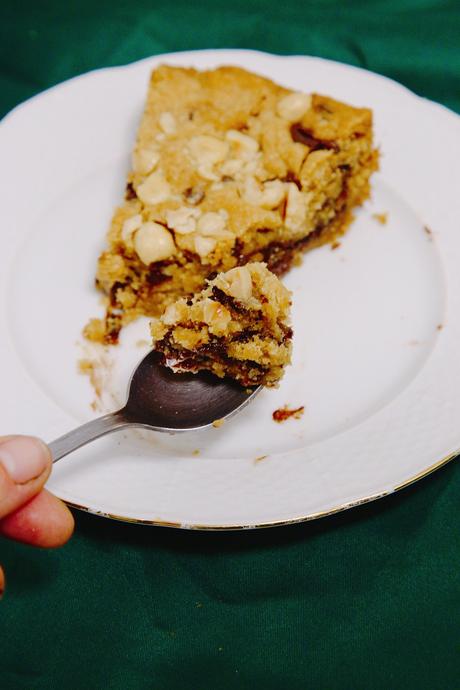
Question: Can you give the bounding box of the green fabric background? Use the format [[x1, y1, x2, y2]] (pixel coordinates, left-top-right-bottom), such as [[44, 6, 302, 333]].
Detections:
[[1, 1, 459, 688]]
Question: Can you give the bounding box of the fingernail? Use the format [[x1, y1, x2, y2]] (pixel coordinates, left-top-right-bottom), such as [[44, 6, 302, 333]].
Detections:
[[0, 437, 49, 484]]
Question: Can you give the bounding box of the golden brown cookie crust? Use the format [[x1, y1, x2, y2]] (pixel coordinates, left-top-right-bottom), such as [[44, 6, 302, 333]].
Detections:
[[86, 65, 378, 344]]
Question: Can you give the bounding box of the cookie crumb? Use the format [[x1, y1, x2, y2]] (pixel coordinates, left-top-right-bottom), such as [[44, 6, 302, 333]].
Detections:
[[83, 317, 106, 344], [78, 358, 93, 374], [437, 323, 444, 331], [254, 455, 268, 464], [331, 240, 341, 250], [372, 212, 388, 225], [78, 359, 101, 398], [212, 418, 224, 428], [424, 225, 433, 239], [272, 405, 305, 423], [77, 343, 117, 412]]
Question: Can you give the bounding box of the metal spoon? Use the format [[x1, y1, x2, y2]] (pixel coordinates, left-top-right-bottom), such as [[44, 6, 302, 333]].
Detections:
[[49, 349, 261, 462]]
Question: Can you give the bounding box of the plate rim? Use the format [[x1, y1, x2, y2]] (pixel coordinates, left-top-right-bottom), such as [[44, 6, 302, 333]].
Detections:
[[65, 449, 458, 530]]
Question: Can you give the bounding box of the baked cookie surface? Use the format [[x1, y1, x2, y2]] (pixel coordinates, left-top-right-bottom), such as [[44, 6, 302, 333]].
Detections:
[[86, 65, 378, 344]]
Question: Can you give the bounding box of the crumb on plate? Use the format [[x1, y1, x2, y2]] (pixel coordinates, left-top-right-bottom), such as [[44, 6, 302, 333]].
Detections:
[[272, 405, 305, 423], [372, 212, 388, 225]]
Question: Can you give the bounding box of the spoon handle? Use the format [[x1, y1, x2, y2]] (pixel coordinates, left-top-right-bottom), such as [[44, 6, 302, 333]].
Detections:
[[49, 411, 130, 463]]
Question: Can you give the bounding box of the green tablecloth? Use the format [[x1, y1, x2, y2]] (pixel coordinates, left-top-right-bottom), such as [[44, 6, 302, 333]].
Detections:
[[1, 2, 459, 688]]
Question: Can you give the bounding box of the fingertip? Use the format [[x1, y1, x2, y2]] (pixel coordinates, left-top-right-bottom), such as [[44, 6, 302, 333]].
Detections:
[[0, 436, 51, 485], [0, 490, 74, 548], [0, 437, 52, 521]]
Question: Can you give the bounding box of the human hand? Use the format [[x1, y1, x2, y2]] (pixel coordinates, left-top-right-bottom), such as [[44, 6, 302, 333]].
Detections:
[[0, 436, 74, 597]]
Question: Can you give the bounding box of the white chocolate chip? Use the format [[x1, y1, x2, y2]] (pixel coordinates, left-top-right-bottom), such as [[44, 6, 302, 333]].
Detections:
[[225, 266, 253, 301], [132, 145, 160, 175], [243, 156, 262, 178], [189, 135, 229, 165], [301, 148, 332, 176], [225, 129, 259, 157], [121, 214, 143, 245], [260, 180, 287, 208], [196, 212, 226, 237], [162, 303, 181, 325], [136, 170, 171, 205], [188, 135, 229, 181], [242, 177, 286, 209], [202, 298, 231, 332], [220, 158, 244, 176], [165, 207, 201, 235], [134, 222, 176, 264], [197, 165, 219, 181], [194, 235, 217, 258], [284, 182, 307, 231], [159, 112, 176, 135], [277, 92, 312, 121], [243, 177, 263, 206]]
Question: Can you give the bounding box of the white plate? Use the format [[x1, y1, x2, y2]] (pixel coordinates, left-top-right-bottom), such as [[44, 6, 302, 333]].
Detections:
[[1, 49, 459, 529]]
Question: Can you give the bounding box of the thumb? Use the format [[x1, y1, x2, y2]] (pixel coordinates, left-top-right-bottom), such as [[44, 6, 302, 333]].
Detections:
[[0, 436, 51, 520]]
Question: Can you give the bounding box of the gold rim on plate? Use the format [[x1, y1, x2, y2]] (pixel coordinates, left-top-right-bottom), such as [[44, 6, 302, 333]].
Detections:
[[63, 449, 458, 530]]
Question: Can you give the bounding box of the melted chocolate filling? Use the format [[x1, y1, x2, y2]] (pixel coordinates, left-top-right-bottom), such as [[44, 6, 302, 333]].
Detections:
[[210, 287, 249, 315], [125, 182, 136, 200], [157, 338, 267, 386], [290, 123, 339, 152]]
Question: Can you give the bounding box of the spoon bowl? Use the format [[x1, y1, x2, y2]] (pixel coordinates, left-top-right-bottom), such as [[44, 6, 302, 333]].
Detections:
[[49, 349, 260, 462], [125, 350, 259, 430]]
